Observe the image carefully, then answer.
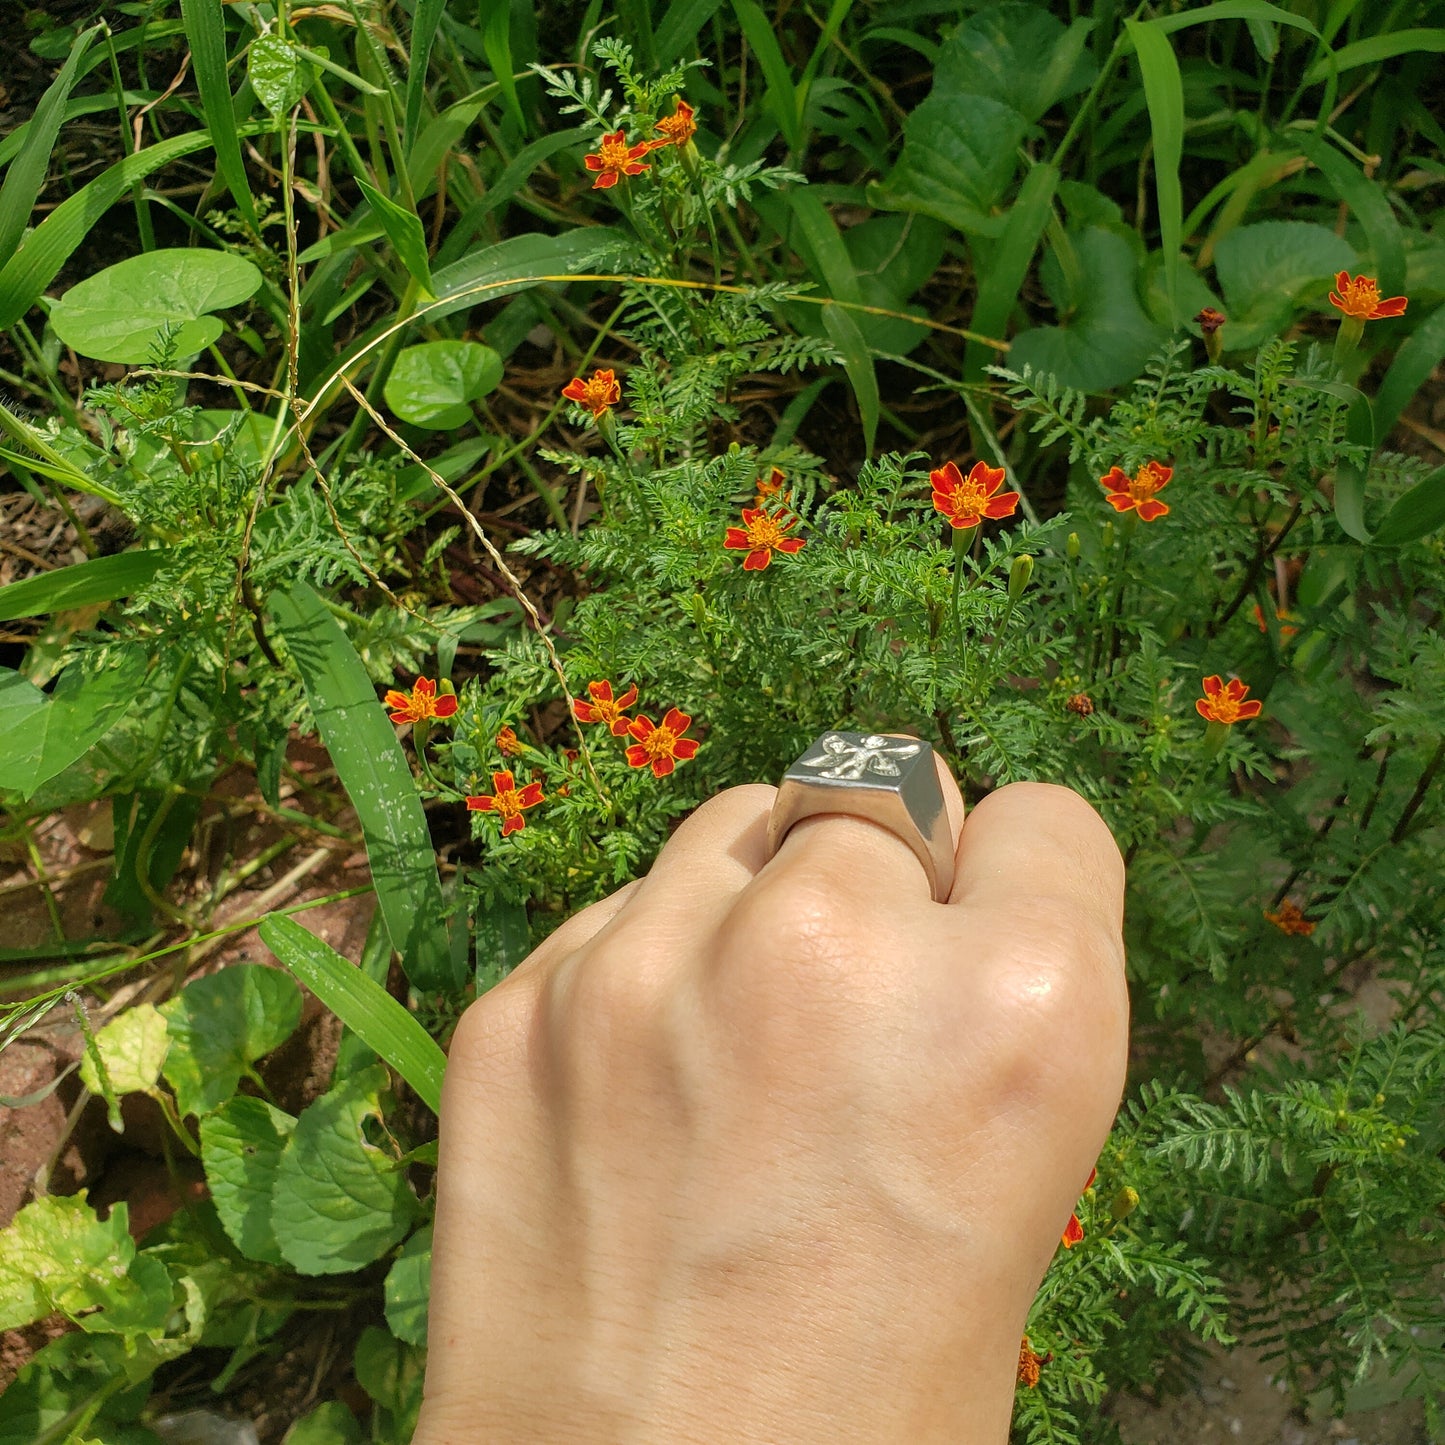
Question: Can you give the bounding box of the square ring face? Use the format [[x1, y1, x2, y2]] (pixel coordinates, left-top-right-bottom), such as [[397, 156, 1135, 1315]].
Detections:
[[786, 731, 931, 789]]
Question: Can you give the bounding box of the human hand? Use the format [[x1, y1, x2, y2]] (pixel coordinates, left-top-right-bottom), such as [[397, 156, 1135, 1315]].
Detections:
[[416, 767, 1128, 1444]]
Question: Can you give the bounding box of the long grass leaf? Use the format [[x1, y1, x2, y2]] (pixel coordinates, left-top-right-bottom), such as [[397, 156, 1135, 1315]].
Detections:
[[1372, 464, 1445, 547], [0, 24, 100, 266], [404, 0, 447, 151], [1373, 302, 1445, 445], [656, 0, 725, 62], [0, 131, 213, 330], [481, 2, 526, 134], [1126, 19, 1184, 328], [731, 0, 803, 153], [0, 551, 170, 622], [1305, 28, 1445, 82], [1152, 1, 1319, 37], [822, 306, 879, 457], [268, 581, 459, 993], [179, 0, 257, 228], [259, 914, 447, 1115], [1290, 130, 1404, 296]]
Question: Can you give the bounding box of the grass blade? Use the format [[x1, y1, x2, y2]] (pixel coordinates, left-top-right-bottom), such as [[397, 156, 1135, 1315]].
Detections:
[[0, 131, 213, 330], [404, 0, 447, 151], [1126, 19, 1184, 328], [0, 23, 100, 266], [179, 0, 257, 229], [268, 581, 459, 993], [1290, 130, 1404, 296], [1305, 28, 1445, 83], [1152, 1, 1319, 38], [732, 0, 803, 153], [259, 914, 447, 1115], [1373, 301, 1445, 444], [356, 178, 435, 296], [0, 550, 169, 622], [655, 0, 724, 62]]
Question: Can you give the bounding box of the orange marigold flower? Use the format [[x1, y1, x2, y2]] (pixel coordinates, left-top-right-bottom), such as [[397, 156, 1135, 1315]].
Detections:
[[583, 130, 651, 189], [1062, 1167, 1096, 1249], [497, 725, 524, 758], [649, 99, 697, 151], [1018, 1338, 1050, 1389], [1253, 603, 1299, 639], [383, 675, 457, 726], [1194, 306, 1226, 334], [1099, 460, 1172, 522], [465, 769, 544, 836], [1066, 692, 1094, 717], [561, 368, 621, 418], [755, 466, 788, 506], [1328, 271, 1407, 322], [930, 459, 1019, 530], [572, 680, 638, 736], [1265, 899, 1315, 936], [1196, 675, 1263, 725], [723, 506, 806, 571], [626, 707, 700, 778]]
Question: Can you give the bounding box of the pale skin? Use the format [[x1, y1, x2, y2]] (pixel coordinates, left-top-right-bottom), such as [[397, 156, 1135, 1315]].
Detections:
[[416, 770, 1129, 1444]]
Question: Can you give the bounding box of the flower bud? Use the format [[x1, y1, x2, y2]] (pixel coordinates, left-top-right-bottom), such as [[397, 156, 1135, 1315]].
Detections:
[[1100, 520, 1115, 551], [1007, 554, 1034, 602], [1066, 531, 1081, 561], [1110, 1186, 1140, 1220]]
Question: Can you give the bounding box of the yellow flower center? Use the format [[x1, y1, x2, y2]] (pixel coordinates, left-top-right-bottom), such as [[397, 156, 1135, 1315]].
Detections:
[[1210, 694, 1244, 723], [598, 136, 632, 169], [946, 479, 986, 518], [745, 512, 790, 548], [644, 726, 677, 760], [494, 787, 524, 820], [582, 377, 614, 410], [1339, 276, 1380, 317], [1128, 464, 1166, 502], [657, 113, 695, 145]]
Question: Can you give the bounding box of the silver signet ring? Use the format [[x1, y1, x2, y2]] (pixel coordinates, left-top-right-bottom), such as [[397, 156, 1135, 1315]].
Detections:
[[766, 731, 955, 903]]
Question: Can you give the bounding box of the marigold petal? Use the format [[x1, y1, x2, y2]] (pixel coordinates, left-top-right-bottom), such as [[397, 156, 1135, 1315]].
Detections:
[[614, 684, 638, 709], [593, 171, 618, 190], [743, 547, 773, 570], [517, 783, 545, 807], [930, 490, 957, 513], [776, 537, 806, 554], [723, 527, 751, 550], [628, 715, 656, 740], [433, 694, 458, 718], [930, 460, 963, 491], [387, 710, 413, 725], [466, 794, 496, 812], [561, 380, 588, 401], [945, 512, 981, 530], [383, 690, 411, 711], [1099, 466, 1131, 493], [625, 744, 650, 768], [1195, 699, 1215, 721], [1062, 1214, 1085, 1248], [490, 771, 515, 793], [588, 680, 614, 703], [501, 814, 525, 835], [651, 755, 676, 778], [1136, 499, 1170, 521], [1105, 494, 1138, 513], [1202, 675, 1224, 698], [414, 677, 435, 698], [662, 708, 691, 734], [584, 154, 604, 171], [672, 737, 700, 761], [1236, 700, 1263, 719], [573, 700, 600, 723], [1372, 295, 1408, 318], [984, 491, 1020, 518], [967, 461, 1007, 495], [609, 718, 633, 737]]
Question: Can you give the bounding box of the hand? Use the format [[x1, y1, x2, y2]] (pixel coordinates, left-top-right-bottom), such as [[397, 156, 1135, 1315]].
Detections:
[[416, 770, 1128, 1444]]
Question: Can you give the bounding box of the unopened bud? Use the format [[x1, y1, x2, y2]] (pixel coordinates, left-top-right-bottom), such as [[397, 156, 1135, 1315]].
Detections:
[[687, 594, 707, 628], [1110, 1186, 1140, 1220], [1100, 520, 1115, 551], [1007, 554, 1034, 602], [1066, 531, 1081, 561], [438, 679, 456, 699], [1373, 1093, 1385, 1107]]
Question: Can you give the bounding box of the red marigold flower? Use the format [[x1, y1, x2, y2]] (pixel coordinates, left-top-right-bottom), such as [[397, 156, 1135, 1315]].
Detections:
[[649, 99, 697, 151], [465, 769, 544, 836], [754, 466, 788, 506], [626, 707, 700, 778], [1099, 460, 1172, 521], [1253, 603, 1299, 639], [583, 130, 652, 189], [383, 675, 457, 726], [1265, 900, 1315, 936], [930, 459, 1020, 530], [723, 505, 806, 571], [1062, 1167, 1096, 1249], [1196, 675, 1263, 725], [1328, 271, 1407, 322], [1194, 307, 1226, 334], [497, 725, 524, 757], [1017, 1338, 1050, 1389], [561, 368, 622, 419], [572, 680, 638, 736]]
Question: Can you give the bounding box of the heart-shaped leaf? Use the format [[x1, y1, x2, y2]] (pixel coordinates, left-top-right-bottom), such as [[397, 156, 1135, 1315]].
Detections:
[[383, 340, 503, 428], [49, 248, 261, 363], [1212, 221, 1356, 348]]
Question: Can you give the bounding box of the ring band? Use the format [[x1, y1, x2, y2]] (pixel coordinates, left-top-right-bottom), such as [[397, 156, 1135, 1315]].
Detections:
[[766, 731, 955, 902]]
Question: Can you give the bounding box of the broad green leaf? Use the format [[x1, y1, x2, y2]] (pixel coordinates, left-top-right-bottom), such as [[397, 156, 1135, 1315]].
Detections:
[[104, 789, 204, 930], [50, 249, 261, 365], [408, 101, 485, 200], [354, 1326, 426, 1441], [1008, 227, 1169, 391], [1289, 131, 1404, 297], [78, 1003, 169, 1102], [199, 1094, 297, 1266], [73, 1252, 173, 1337], [1125, 20, 1184, 326], [259, 914, 447, 1115], [267, 583, 457, 991], [1212, 220, 1356, 348], [0, 130, 214, 330], [0, 23, 100, 265], [1373, 464, 1445, 547], [384, 340, 503, 428], [0, 549, 170, 622], [0, 1193, 134, 1330], [159, 963, 303, 1118], [383, 1225, 432, 1346], [284, 1402, 365, 1445], [836, 214, 947, 356], [248, 33, 317, 119], [1373, 302, 1445, 444], [271, 1064, 421, 1275], [180, 0, 257, 226], [356, 178, 434, 297], [0, 1331, 164, 1445], [0, 646, 146, 801]]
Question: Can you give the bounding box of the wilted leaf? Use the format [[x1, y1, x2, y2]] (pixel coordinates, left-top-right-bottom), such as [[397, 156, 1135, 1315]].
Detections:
[[0, 1193, 135, 1330], [79, 1002, 169, 1104]]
